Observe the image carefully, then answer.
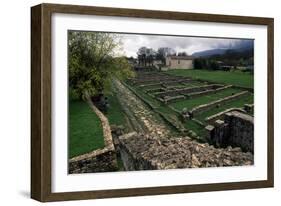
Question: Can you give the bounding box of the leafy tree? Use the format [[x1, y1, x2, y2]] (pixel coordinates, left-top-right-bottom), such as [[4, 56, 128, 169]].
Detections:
[[193, 58, 202, 69], [69, 31, 135, 100], [137, 47, 156, 67], [156, 47, 176, 64], [208, 48, 254, 67], [194, 58, 207, 69], [208, 60, 220, 70], [177, 52, 188, 56]]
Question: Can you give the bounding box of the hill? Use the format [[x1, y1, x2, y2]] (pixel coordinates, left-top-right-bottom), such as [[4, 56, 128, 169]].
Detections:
[[192, 40, 253, 58]]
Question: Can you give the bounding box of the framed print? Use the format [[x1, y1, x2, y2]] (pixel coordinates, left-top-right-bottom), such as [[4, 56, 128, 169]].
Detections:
[[31, 3, 274, 202]]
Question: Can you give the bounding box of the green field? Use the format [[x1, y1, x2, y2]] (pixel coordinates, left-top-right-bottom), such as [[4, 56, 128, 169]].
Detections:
[[69, 100, 105, 158], [166, 69, 254, 88], [169, 87, 242, 111], [106, 92, 127, 127], [196, 94, 254, 122], [69, 90, 128, 158], [184, 119, 207, 139]]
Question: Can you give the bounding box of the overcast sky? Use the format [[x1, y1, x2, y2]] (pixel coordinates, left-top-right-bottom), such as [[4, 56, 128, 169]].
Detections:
[[118, 33, 251, 57]]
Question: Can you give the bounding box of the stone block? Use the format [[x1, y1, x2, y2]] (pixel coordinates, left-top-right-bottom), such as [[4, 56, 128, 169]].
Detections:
[[205, 125, 214, 132], [214, 119, 225, 127], [118, 132, 253, 170], [206, 111, 253, 153]]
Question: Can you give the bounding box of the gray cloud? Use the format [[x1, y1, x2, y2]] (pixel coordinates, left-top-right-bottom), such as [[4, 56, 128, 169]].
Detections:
[[119, 33, 251, 57]]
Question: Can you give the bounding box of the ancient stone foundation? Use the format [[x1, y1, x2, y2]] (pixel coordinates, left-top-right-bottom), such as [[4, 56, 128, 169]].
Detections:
[[118, 132, 253, 171], [244, 103, 254, 114], [205, 111, 254, 153], [185, 91, 248, 118], [69, 148, 118, 173], [155, 84, 223, 99], [205, 108, 246, 125]]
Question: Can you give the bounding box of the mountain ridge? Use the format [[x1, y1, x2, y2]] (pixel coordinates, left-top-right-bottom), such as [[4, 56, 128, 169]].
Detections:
[[192, 40, 254, 57]]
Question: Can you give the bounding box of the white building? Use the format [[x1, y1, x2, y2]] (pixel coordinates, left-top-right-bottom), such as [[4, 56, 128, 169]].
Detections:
[[165, 56, 194, 69]]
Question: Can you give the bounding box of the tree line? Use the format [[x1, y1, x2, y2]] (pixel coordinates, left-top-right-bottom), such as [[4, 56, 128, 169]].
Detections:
[[136, 46, 189, 67], [194, 49, 254, 71]]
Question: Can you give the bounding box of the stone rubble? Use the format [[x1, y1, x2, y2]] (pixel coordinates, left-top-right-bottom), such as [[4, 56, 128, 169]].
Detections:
[[112, 79, 172, 139], [119, 132, 253, 170]]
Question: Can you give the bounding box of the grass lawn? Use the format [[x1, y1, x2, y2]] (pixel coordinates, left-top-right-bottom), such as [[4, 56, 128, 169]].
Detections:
[[184, 119, 207, 139], [170, 87, 242, 111], [69, 100, 105, 158], [166, 69, 254, 89], [196, 94, 254, 122], [105, 92, 127, 127]]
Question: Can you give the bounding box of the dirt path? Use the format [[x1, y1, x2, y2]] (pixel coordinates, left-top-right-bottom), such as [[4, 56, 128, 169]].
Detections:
[[112, 79, 172, 138]]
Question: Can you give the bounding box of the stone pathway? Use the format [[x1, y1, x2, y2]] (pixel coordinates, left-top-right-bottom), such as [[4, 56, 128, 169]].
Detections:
[[112, 79, 172, 139]]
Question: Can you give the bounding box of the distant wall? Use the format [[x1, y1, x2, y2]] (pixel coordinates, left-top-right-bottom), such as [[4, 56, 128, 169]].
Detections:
[[205, 108, 246, 125], [155, 84, 222, 99], [188, 91, 248, 117], [244, 103, 254, 114], [206, 111, 254, 153], [225, 111, 254, 153]]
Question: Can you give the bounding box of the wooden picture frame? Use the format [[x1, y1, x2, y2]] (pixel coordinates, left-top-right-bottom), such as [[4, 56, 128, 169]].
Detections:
[[31, 3, 274, 202]]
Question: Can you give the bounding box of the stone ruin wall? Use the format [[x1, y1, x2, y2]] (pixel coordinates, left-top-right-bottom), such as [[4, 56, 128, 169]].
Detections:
[[187, 91, 248, 117], [69, 99, 118, 174], [132, 76, 186, 86], [160, 85, 233, 104], [206, 111, 254, 153], [185, 85, 232, 99], [205, 108, 246, 125], [118, 132, 253, 171], [244, 104, 254, 114], [226, 111, 254, 153], [155, 84, 223, 99], [69, 148, 118, 173]]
